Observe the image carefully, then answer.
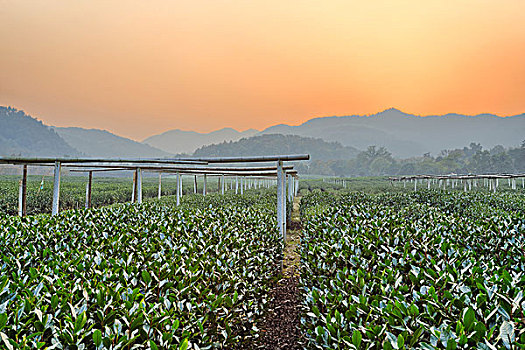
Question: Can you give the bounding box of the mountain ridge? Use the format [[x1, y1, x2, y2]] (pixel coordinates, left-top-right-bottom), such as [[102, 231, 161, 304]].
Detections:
[[55, 127, 171, 158], [144, 127, 259, 154], [259, 109, 525, 157]]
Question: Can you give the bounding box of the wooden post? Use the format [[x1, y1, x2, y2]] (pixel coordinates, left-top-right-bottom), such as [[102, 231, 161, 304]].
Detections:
[[158, 173, 162, 199], [221, 175, 225, 195], [52, 161, 61, 216], [137, 168, 143, 203], [203, 174, 207, 196], [235, 176, 239, 194], [176, 172, 180, 206], [85, 171, 93, 209], [240, 177, 244, 195]]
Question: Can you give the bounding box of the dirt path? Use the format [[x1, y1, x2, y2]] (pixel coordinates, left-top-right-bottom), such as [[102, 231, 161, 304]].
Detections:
[[255, 196, 303, 349]]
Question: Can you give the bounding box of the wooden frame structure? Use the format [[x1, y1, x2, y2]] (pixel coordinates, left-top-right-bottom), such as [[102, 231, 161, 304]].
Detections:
[[389, 173, 525, 192], [1, 154, 309, 240]]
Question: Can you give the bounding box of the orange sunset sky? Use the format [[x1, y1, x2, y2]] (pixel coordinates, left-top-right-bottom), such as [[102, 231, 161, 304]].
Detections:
[[1, 0, 524, 140]]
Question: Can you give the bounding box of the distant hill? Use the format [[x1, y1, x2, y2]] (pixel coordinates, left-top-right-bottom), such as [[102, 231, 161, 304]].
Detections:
[[0, 106, 79, 157], [260, 108, 525, 157], [193, 134, 359, 160], [144, 127, 259, 154], [55, 127, 171, 158]]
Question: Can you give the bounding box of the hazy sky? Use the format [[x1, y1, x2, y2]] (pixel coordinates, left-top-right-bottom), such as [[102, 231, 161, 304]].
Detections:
[[1, 1, 524, 140]]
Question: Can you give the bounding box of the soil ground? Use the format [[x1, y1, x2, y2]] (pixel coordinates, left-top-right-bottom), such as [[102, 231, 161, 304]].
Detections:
[[253, 196, 303, 349]]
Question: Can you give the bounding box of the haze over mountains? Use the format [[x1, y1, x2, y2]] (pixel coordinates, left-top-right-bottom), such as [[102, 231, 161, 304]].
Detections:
[[261, 108, 525, 157], [55, 127, 169, 158], [143, 128, 258, 155], [1, 106, 523, 160]]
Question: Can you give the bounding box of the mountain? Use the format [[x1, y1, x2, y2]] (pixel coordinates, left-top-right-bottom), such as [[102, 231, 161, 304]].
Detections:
[[144, 127, 259, 154], [193, 134, 359, 160], [260, 108, 525, 157], [0, 106, 79, 157], [55, 127, 171, 158]]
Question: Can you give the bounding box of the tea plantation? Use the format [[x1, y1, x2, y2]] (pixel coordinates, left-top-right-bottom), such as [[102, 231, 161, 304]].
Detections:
[[1, 176, 524, 349], [0, 193, 281, 349], [300, 190, 525, 349]]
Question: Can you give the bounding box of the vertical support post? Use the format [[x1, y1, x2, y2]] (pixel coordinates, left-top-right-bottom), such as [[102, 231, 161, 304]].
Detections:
[[179, 174, 183, 198], [132, 169, 137, 203], [176, 172, 180, 206], [221, 175, 225, 195], [288, 175, 294, 201], [194, 175, 197, 194], [414, 179, 417, 191], [277, 160, 285, 241], [18, 180, 23, 217], [85, 171, 93, 209], [52, 161, 61, 216], [19, 164, 28, 217], [158, 173, 162, 199], [203, 174, 207, 196], [240, 177, 244, 195], [137, 168, 143, 203], [235, 176, 239, 194]]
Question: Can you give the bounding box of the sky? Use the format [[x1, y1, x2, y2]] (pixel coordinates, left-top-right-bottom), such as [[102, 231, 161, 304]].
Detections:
[[1, 0, 524, 140]]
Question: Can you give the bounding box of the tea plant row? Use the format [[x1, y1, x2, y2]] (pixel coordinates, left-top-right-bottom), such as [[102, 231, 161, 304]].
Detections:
[[300, 190, 525, 349], [0, 192, 281, 349]]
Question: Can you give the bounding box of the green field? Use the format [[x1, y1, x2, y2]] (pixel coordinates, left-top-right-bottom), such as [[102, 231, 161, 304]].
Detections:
[[0, 192, 281, 349], [1, 176, 524, 349], [300, 190, 525, 349], [0, 174, 232, 216]]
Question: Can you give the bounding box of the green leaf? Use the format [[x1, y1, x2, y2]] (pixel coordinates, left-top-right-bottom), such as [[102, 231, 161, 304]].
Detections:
[[74, 311, 87, 334], [142, 270, 152, 285], [0, 314, 7, 330], [179, 338, 189, 350], [397, 334, 405, 349], [149, 340, 159, 350], [463, 307, 476, 331], [446, 338, 457, 350], [352, 329, 362, 348], [93, 329, 102, 347], [130, 314, 144, 331]]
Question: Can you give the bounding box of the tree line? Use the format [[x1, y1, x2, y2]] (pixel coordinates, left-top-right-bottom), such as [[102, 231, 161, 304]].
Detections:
[[298, 141, 525, 177]]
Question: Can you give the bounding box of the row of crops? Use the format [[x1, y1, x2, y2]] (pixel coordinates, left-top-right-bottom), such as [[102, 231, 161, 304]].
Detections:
[[300, 190, 525, 349], [0, 175, 233, 216], [0, 192, 282, 349]]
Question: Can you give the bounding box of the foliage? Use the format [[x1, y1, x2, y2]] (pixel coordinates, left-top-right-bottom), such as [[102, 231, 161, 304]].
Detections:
[[0, 106, 79, 157], [300, 190, 525, 349], [0, 192, 281, 349], [297, 142, 525, 177], [193, 134, 359, 160], [0, 174, 241, 216]]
